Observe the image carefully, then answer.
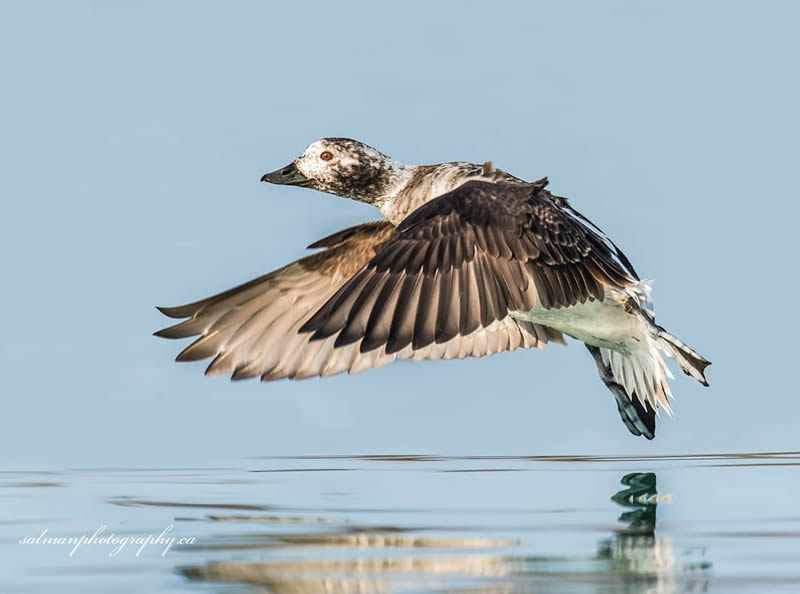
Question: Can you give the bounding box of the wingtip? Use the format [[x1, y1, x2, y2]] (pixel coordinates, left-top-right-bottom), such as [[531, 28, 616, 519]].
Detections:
[[156, 304, 187, 319]]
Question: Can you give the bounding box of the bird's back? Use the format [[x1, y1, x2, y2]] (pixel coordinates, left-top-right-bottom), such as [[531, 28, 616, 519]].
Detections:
[[380, 161, 526, 224]]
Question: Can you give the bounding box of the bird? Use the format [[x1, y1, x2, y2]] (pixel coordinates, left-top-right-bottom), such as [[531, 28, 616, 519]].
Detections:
[[156, 139, 561, 376], [156, 138, 710, 439]]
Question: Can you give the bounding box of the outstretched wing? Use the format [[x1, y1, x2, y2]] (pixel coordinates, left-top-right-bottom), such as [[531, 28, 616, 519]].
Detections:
[[300, 180, 638, 354], [155, 220, 561, 381]]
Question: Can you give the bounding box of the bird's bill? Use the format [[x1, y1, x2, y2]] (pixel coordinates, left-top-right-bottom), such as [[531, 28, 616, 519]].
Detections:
[[260, 162, 311, 186]]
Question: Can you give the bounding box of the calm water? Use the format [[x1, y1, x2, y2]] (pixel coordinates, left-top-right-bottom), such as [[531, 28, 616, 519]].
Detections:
[[2, 453, 799, 593]]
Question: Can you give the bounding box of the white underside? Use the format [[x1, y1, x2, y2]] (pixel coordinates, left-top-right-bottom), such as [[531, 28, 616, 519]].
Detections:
[[509, 284, 675, 413], [509, 287, 647, 354]]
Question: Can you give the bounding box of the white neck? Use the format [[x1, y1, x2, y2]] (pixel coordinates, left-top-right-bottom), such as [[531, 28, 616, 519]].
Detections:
[[372, 162, 417, 213], [377, 162, 473, 225]]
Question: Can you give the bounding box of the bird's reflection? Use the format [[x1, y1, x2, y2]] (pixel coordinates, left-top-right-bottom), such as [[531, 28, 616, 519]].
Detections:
[[178, 471, 711, 593], [596, 472, 711, 592], [599, 472, 663, 572], [611, 472, 659, 531]]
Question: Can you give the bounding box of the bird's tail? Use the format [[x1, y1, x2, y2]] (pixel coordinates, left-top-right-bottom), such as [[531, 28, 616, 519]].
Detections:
[[655, 326, 711, 386]]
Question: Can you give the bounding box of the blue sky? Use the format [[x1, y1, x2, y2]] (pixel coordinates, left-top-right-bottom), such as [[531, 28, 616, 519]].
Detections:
[[1, 1, 798, 466]]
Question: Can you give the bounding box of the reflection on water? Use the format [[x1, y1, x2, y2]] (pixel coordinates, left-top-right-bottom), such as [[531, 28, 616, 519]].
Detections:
[[178, 472, 710, 593], [598, 473, 710, 593], [264, 452, 800, 465], [4, 453, 800, 593]]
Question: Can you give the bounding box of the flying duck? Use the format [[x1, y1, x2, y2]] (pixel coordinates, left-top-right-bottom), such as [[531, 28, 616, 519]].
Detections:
[[156, 138, 710, 439]]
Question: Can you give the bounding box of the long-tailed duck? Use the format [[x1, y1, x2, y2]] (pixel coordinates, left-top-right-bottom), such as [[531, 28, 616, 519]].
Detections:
[[156, 138, 710, 439]]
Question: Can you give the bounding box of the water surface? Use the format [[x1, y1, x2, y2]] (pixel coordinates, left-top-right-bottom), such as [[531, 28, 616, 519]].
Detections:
[[3, 452, 799, 593]]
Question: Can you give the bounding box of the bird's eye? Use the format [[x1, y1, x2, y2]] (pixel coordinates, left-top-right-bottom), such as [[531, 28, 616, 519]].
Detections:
[[320, 151, 333, 161]]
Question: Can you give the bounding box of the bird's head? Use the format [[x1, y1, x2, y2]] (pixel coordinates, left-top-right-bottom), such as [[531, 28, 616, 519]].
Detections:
[[261, 138, 406, 205]]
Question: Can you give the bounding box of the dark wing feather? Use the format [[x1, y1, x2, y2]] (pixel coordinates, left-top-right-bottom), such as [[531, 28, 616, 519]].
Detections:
[[155, 219, 559, 381], [301, 180, 637, 354]]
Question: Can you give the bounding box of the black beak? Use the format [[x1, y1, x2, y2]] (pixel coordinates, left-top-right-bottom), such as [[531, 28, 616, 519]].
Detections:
[[260, 162, 311, 186]]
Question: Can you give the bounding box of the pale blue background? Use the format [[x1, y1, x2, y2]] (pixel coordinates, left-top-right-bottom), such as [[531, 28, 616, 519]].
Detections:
[[1, 1, 797, 467]]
